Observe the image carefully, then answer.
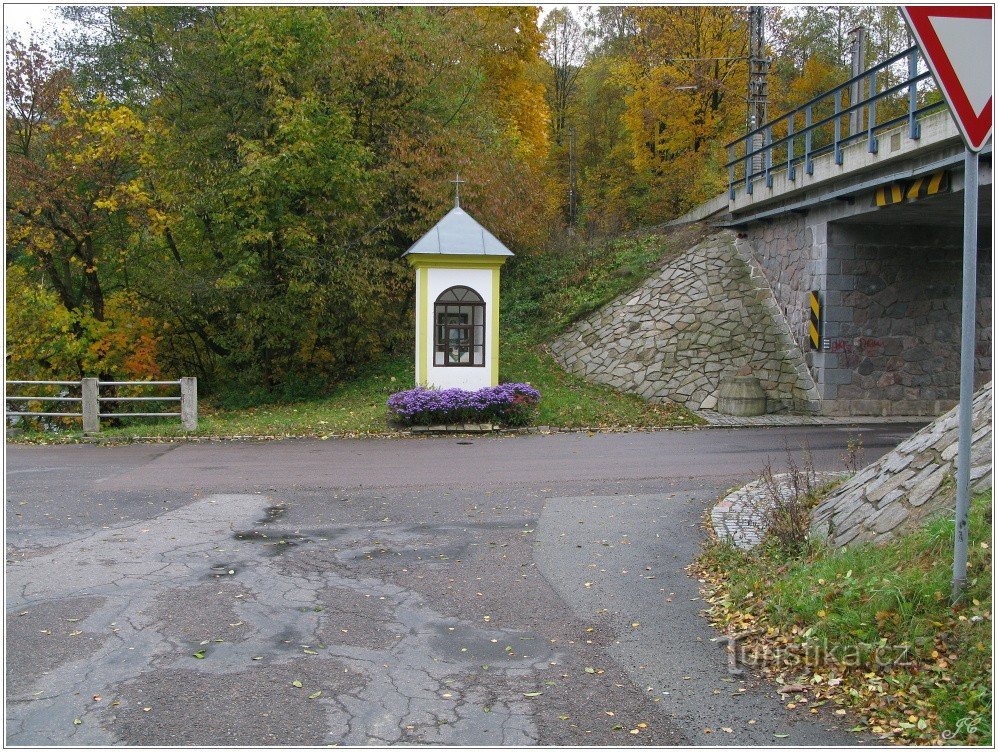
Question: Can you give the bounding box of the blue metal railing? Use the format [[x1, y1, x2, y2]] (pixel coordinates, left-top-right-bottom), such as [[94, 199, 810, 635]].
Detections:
[[726, 45, 946, 200]]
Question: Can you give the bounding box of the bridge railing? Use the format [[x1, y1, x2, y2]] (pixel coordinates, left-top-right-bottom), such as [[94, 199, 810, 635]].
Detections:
[[726, 45, 946, 200], [5, 377, 197, 434]]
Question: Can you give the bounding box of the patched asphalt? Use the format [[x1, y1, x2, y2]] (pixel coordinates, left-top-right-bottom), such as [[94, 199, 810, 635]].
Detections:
[[6, 425, 922, 745]]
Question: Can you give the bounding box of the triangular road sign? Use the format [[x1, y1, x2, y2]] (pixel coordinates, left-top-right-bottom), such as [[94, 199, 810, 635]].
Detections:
[[902, 6, 993, 151]]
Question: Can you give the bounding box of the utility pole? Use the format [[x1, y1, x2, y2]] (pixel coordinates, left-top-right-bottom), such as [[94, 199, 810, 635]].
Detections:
[[567, 125, 577, 226], [847, 26, 868, 135], [747, 5, 769, 176]]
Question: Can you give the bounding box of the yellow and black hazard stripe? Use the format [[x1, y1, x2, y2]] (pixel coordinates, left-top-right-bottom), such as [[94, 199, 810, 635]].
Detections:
[[874, 170, 949, 207], [875, 183, 904, 206], [808, 291, 821, 351], [905, 170, 949, 200]]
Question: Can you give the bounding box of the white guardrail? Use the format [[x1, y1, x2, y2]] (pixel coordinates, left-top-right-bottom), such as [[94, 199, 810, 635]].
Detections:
[[5, 377, 197, 433]]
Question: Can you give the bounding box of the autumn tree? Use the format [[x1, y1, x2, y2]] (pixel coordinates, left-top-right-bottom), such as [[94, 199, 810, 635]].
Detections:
[[615, 6, 748, 219], [6, 37, 163, 379], [47, 6, 556, 389]]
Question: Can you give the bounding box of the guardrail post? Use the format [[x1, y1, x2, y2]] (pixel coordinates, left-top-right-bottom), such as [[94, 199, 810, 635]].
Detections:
[[867, 71, 878, 153], [181, 377, 198, 432], [728, 144, 736, 200], [833, 89, 843, 165], [907, 47, 921, 139], [787, 114, 796, 181], [804, 105, 813, 175], [764, 126, 773, 188], [82, 378, 99, 434]]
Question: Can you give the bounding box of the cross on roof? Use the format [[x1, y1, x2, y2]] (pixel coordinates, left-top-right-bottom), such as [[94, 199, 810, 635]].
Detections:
[[450, 173, 466, 208]]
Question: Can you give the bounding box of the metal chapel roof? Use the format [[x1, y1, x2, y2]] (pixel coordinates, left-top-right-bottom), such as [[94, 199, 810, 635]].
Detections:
[[403, 206, 515, 257]]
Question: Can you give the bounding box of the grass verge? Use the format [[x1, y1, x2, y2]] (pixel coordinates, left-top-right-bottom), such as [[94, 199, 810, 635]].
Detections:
[[12, 225, 708, 442], [694, 491, 993, 745], [12, 338, 701, 442]]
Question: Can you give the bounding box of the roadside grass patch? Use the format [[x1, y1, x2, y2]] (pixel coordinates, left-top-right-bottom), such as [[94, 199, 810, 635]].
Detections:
[[696, 491, 992, 745], [500, 342, 700, 429], [12, 339, 700, 441]]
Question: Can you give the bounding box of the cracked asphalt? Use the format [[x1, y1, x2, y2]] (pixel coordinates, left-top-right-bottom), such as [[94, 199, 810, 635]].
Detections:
[[6, 424, 924, 746]]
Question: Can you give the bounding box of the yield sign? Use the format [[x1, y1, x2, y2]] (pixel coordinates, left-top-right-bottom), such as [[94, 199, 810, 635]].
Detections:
[[902, 6, 993, 151]]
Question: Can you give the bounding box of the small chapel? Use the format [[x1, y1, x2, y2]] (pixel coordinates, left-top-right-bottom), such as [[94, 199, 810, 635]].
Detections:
[[403, 177, 514, 390]]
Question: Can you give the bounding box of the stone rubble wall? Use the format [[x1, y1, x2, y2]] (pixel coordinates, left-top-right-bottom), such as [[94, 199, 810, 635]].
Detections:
[[811, 382, 993, 548], [548, 231, 821, 413]]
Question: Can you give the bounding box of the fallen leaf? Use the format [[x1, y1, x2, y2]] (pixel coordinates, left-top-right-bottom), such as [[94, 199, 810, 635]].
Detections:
[[292, 680, 303, 688], [308, 691, 322, 699]]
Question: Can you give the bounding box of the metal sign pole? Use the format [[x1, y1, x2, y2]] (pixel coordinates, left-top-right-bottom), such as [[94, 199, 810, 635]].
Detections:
[[951, 147, 979, 603]]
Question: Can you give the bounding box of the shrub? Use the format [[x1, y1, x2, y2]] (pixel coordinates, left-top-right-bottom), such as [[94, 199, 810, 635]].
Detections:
[[387, 383, 540, 427]]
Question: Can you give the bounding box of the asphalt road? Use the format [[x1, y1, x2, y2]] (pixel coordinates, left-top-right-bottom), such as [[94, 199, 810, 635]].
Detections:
[[6, 424, 923, 746]]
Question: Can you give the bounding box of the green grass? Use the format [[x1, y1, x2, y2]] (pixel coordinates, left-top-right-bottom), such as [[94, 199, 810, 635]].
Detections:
[[500, 342, 699, 429], [13, 337, 701, 441], [701, 491, 993, 745]]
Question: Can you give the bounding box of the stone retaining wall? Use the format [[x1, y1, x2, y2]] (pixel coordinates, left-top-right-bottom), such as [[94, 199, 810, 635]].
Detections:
[[811, 382, 993, 548], [548, 232, 820, 413]]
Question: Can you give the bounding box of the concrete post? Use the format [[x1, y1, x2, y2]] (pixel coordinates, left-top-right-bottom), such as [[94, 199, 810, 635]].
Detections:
[[82, 378, 99, 434], [181, 377, 198, 432]]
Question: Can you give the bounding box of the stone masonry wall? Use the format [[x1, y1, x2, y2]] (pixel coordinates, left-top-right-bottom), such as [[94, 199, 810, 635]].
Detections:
[[818, 223, 992, 416], [549, 232, 820, 413], [746, 211, 992, 416], [811, 382, 992, 548], [743, 212, 813, 354]]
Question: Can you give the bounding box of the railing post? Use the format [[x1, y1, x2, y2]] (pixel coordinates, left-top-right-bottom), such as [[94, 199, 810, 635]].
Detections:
[[787, 114, 796, 181], [833, 89, 843, 165], [744, 140, 753, 196], [867, 71, 878, 153], [907, 47, 921, 139], [804, 104, 813, 175], [181, 377, 198, 432], [82, 378, 99, 434], [764, 125, 773, 187], [728, 144, 736, 200]]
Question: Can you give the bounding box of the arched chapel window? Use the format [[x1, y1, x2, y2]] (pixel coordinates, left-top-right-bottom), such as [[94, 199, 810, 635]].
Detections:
[[434, 286, 485, 367]]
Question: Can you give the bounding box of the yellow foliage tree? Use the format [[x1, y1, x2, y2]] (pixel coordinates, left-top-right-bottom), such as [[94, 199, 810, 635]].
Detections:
[[617, 6, 748, 219]]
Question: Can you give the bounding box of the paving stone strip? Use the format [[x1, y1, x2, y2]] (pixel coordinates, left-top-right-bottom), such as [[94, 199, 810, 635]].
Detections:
[[710, 472, 846, 550]]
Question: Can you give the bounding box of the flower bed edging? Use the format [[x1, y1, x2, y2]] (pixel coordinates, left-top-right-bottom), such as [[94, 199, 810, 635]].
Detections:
[[410, 423, 495, 434]]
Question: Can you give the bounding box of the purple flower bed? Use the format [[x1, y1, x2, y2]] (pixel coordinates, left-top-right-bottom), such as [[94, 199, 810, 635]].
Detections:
[[387, 383, 541, 427]]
